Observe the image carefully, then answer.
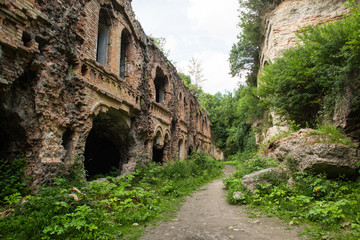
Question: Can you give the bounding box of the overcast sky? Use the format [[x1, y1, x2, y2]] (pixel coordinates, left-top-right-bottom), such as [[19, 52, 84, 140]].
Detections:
[[132, 0, 242, 94]]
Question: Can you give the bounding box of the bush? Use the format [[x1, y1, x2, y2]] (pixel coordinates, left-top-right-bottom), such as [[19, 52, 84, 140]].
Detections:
[[0, 156, 28, 204], [225, 163, 360, 239], [311, 123, 357, 147], [258, 1, 360, 127], [0, 152, 223, 240]]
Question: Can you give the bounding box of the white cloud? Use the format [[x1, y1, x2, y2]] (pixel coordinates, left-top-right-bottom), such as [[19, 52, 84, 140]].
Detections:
[[177, 51, 239, 94], [132, 0, 241, 94], [187, 0, 238, 45], [164, 35, 178, 54], [196, 51, 238, 94]]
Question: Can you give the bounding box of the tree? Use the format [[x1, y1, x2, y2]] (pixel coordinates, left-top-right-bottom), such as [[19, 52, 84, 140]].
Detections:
[[230, 0, 284, 86], [188, 58, 206, 95]]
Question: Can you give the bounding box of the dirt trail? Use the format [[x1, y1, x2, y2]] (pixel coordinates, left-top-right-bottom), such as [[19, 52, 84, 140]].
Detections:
[[141, 165, 305, 240]]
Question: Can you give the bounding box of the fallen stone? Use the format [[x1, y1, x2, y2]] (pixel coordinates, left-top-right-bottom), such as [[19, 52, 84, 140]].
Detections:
[[232, 191, 245, 200], [268, 129, 359, 178], [242, 168, 287, 192]]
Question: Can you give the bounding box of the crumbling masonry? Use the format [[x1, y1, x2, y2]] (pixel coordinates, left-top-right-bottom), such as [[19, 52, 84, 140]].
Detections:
[[0, 0, 223, 186]]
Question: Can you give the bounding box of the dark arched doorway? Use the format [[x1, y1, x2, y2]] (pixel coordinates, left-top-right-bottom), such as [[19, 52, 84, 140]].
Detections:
[[0, 107, 27, 160], [84, 109, 131, 179], [152, 131, 164, 164]]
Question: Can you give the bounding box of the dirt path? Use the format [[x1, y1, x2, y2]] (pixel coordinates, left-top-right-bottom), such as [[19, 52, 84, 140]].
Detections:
[[141, 165, 305, 240]]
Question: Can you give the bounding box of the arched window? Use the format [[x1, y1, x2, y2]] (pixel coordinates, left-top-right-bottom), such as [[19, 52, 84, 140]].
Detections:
[[96, 9, 111, 66], [120, 29, 131, 78], [154, 68, 168, 104]]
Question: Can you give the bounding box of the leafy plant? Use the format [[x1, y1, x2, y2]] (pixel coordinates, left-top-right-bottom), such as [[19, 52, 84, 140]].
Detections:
[[258, 1, 360, 127], [310, 123, 357, 147], [226, 163, 360, 239], [0, 152, 223, 240], [230, 0, 284, 86], [0, 156, 28, 204]]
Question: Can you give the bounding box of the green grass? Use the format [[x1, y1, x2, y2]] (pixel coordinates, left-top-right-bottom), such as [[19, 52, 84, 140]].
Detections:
[[0, 152, 223, 240], [310, 123, 357, 147], [224, 155, 360, 239]]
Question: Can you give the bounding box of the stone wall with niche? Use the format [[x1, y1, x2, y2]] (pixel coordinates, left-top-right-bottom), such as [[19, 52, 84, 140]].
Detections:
[[0, 0, 220, 187]]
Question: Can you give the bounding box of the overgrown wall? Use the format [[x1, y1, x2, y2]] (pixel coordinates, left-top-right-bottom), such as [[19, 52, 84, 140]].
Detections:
[[258, 0, 360, 141], [0, 0, 219, 186]]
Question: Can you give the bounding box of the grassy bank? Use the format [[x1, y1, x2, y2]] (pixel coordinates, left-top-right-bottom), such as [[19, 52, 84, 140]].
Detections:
[[0, 152, 223, 240], [224, 156, 360, 239]]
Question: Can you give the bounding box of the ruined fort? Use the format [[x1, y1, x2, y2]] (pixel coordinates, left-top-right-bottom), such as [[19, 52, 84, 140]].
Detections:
[[0, 0, 223, 186]]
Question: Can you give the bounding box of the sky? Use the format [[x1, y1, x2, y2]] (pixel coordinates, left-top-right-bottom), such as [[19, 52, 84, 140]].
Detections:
[[132, 0, 242, 94]]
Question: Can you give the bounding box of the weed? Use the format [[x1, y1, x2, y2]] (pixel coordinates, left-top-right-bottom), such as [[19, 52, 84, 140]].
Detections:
[[0, 152, 223, 240], [310, 123, 357, 147], [226, 164, 360, 239], [0, 156, 28, 204]]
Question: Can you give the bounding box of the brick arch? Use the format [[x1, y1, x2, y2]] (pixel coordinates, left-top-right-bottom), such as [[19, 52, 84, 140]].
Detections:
[[89, 101, 131, 129], [150, 66, 169, 104], [90, 101, 110, 116]]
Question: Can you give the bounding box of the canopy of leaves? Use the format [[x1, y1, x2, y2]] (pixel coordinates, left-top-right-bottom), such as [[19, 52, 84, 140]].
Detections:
[[197, 86, 264, 157], [230, 0, 283, 86], [258, 1, 360, 127]]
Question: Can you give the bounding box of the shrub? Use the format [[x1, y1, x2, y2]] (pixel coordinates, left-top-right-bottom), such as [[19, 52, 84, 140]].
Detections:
[[0, 152, 223, 240], [226, 165, 360, 238], [258, 1, 360, 127], [0, 156, 28, 204], [311, 123, 357, 147]]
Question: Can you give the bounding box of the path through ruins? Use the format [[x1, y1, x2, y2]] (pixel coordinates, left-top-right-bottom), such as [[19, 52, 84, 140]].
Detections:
[[141, 165, 305, 240]]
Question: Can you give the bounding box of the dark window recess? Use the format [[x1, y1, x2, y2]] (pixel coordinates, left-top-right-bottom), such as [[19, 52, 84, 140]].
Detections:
[[120, 30, 130, 78], [154, 76, 166, 103], [154, 68, 167, 104], [81, 65, 88, 76], [96, 9, 111, 66], [22, 31, 32, 47], [153, 147, 164, 164], [61, 129, 74, 161], [188, 147, 193, 156]]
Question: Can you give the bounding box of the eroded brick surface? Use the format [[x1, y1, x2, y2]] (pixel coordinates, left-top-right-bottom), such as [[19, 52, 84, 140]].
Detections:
[[0, 0, 223, 187]]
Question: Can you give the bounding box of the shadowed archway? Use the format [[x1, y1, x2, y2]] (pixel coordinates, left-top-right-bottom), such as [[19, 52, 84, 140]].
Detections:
[[84, 108, 132, 179]]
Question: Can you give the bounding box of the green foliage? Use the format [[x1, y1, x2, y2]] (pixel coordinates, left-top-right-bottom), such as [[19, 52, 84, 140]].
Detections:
[[223, 156, 278, 204], [258, 1, 360, 127], [230, 0, 284, 86], [178, 72, 192, 87], [0, 152, 222, 240], [232, 156, 278, 179], [311, 123, 357, 147], [178, 72, 202, 97], [198, 85, 264, 157], [0, 156, 28, 204], [225, 158, 360, 239], [149, 35, 170, 58]]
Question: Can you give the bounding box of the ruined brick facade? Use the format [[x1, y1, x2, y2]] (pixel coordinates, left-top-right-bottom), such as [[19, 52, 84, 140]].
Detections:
[[0, 0, 221, 186]]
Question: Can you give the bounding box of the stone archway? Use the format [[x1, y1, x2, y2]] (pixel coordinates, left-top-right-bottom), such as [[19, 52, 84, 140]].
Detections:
[[84, 107, 132, 179], [0, 106, 28, 160], [152, 127, 164, 164]]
